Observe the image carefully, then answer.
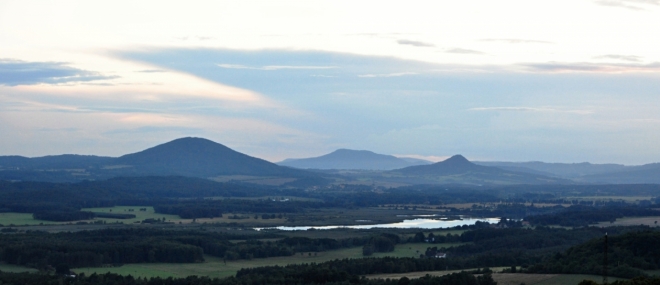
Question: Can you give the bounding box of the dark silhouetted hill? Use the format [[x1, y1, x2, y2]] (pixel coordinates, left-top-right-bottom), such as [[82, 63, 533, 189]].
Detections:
[[277, 149, 431, 170], [576, 163, 660, 184], [0, 154, 112, 169], [0, 137, 315, 182], [475, 161, 627, 178], [115, 137, 311, 177], [391, 155, 568, 185]]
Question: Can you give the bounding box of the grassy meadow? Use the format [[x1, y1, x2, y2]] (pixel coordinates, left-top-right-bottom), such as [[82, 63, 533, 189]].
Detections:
[[597, 216, 660, 227], [74, 242, 466, 279], [0, 263, 38, 273]]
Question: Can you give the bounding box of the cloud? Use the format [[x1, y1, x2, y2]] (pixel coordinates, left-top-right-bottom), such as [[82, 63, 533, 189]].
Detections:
[[137, 69, 167, 73], [445, 48, 485, 55], [480, 38, 552, 44], [357, 72, 417, 78], [394, 154, 449, 162], [468, 107, 594, 115], [594, 0, 660, 10], [396, 39, 435, 47], [521, 61, 660, 73], [593, 54, 643, 62], [217, 64, 337, 70], [175, 36, 215, 41], [104, 126, 203, 135], [0, 59, 118, 86]]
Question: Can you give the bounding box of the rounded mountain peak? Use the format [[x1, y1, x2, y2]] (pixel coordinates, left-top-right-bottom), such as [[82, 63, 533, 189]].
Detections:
[[444, 154, 470, 164]]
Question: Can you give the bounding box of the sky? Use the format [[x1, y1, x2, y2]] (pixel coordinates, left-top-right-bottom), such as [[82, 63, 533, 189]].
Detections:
[[1, 0, 660, 164]]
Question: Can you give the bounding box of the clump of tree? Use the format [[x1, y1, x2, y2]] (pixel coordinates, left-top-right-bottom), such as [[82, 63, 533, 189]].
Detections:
[[527, 230, 660, 278], [32, 210, 95, 221], [363, 233, 400, 256]]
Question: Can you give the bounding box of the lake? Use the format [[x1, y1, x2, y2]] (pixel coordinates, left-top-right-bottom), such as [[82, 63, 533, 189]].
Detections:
[[256, 216, 500, 231]]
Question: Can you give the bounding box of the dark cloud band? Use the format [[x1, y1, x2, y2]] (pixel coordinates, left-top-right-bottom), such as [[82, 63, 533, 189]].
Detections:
[[0, 59, 117, 86]]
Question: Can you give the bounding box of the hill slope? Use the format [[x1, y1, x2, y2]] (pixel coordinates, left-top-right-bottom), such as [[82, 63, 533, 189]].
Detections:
[[116, 137, 308, 177], [278, 149, 430, 170], [475, 161, 627, 178], [0, 137, 315, 182], [576, 163, 660, 184], [390, 155, 567, 185], [0, 154, 113, 169]]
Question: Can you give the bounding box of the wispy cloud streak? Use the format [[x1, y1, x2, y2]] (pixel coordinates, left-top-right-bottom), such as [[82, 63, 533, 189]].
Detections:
[[397, 39, 435, 47], [357, 72, 417, 78], [521, 61, 660, 73], [217, 64, 337, 70], [445, 48, 485, 55], [480, 38, 552, 44], [593, 54, 643, 62], [594, 0, 660, 10], [0, 59, 117, 86], [469, 106, 594, 115]]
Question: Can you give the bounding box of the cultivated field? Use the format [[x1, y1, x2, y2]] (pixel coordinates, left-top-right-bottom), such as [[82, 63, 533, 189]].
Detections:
[[597, 216, 660, 227], [367, 271, 623, 285], [74, 242, 467, 279], [0, 212, 49, 226], [0, 263, 38, 273]]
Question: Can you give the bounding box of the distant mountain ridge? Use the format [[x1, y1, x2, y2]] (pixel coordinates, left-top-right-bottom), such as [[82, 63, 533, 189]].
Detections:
[[116, 137, 306, 177], [0, 154, 113, 169], [277, 149, 431, 170], [0, 137, 312, 182], [2, 138, 660, 185], [390, 155, 569, 185], [473, 160, 660, 184], [474, 161, 628, 178], [576, 163, 660, 184]]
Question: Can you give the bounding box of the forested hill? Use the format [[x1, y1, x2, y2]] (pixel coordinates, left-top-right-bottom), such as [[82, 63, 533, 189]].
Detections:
[[0, 176, 279, 206], [0, 137, 317, 182], [278, 149, 431, 170], [576, 163, 660, 184], [529, 230, 660, 278], [0, 154, 113, 169], [474, 161, 627, 178], [391, 155, 569, 185], [116, 137, 310, 177]]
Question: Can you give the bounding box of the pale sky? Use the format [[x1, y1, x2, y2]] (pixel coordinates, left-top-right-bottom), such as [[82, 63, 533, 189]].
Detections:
[[1, 0, 660, 164]]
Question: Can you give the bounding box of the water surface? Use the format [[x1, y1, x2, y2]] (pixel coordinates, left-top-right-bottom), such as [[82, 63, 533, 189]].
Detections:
[[257, 217, 500, 231]]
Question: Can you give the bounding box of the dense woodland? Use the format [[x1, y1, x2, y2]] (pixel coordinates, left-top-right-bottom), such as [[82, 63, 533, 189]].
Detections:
[[528, 231, 660, 278], [2, 176, 660, 284], [0, 271, 499, 285], [2, 177, 659, 222]]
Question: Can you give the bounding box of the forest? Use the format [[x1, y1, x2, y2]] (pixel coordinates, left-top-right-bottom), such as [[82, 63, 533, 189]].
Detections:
[[1, 176, 660, 285]]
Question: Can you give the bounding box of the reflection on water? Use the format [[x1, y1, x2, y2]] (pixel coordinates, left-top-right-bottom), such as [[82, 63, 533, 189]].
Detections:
[[256, 217, 500, 231]]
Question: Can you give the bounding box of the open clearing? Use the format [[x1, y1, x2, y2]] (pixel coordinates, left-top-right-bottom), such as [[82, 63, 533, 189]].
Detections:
[[565, 196, 653, 203], [84, 206, 289, 226], [597, 216, 660, 227], [0, 263, 38, 273], [0, 212, 50, 226], [366, 268, 508, 279], [0, 206, 289, 227], [367, 271, 622, 285]]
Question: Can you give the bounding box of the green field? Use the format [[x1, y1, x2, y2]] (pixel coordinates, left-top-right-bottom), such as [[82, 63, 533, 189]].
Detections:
[[597, 216, 660, 228], [0, 212, 48, 226], [0, 206, 181, 226], [564, 196, 653, 203], [0, 205, 293, 227], [75, 242, 466, 279], [81, 206, 183, 224], [534, 274, 624, 285], [0, 263, 38, 273], [368, 272, 623, 285]]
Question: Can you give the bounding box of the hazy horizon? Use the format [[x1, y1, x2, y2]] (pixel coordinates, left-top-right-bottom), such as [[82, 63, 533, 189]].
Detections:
[[2, 1, 660, 165]]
